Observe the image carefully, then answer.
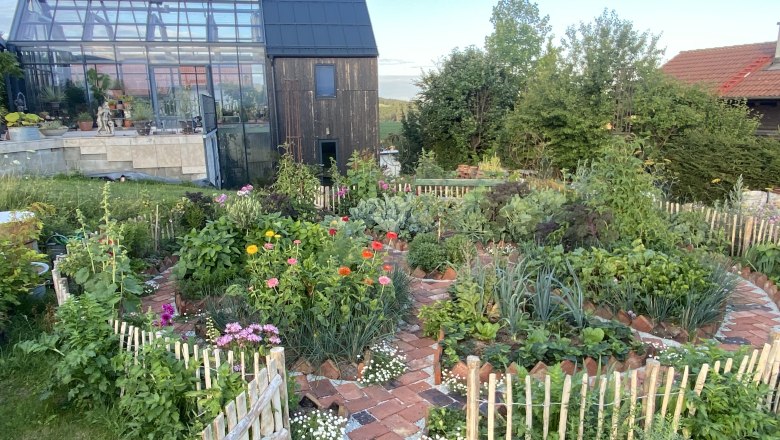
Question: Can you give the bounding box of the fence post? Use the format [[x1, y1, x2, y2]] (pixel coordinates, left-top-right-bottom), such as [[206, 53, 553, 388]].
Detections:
[[269, 347, 290, 429], [466, 355, 480, 440]]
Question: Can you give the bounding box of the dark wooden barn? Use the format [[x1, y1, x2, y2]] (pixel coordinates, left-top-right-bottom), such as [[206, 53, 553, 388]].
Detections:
[[264, 0, 380, 175]]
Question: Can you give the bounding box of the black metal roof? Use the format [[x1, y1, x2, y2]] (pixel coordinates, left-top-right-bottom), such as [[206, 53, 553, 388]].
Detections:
[[263, 0, 378, 58]]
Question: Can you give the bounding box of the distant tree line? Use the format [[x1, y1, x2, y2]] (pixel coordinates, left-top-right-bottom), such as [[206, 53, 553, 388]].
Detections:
[[397, 0, 780, 203]]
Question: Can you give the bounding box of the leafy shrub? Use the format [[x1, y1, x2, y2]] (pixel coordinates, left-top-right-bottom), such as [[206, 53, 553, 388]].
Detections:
[[179, 191, 216, 230], [576, 139, 677, 249], [670, 210, 727, 252], [121, 218, 153, 259], [557, 201, 617, 249], [115, 343, 201, 439], [483, 181, 531, 223], [407, 235, 447, 273], [271, 150, 320, 208], [58, 188, 142, 308], [682, 372, 780, 440], [499, 188, 566, 242], [415, 149, 451, 178], [174, 216, 243, 282], [177, 266, 240, 300], [0, 240, 44, 330], [443, 234, 475, 266], [223, 186, 264, 232], [331, 150, 384, 213], [18, 294, 119, 407], [745, 243, 780, 283]]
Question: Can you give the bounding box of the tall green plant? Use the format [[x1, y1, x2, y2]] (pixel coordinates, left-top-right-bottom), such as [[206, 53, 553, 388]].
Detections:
[[272, 150, 319, 207]]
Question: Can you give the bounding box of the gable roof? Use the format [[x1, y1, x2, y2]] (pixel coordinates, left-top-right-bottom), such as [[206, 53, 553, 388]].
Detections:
[[263, 0, 378, 58], [662, 42, 780, 99]]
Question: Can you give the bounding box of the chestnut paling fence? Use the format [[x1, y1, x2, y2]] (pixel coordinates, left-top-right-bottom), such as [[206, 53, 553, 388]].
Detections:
[[316, 181, 780, 258], [462, 336, 780, 440], [110, 317, 291, 440]]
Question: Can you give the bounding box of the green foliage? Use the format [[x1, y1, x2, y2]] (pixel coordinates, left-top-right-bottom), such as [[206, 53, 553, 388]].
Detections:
[[659, 340, 749, 378], [0, 241, 44, 330], [416, 46, 519, 168], [745, 243, 780, 283], [57, 185, 142, 308], [407, 236, 447, 273], [331, 150, 383, 213], [5, 112, 43, 127], [179, 192, 217, 231], [683, 372, 780, 440], [577, 139, 676, 249], [425, 406, 467, 439], [272, 151, 320, 208], [174, 216, 243, 283], [485, 0, 551, 83], [115, 343, 201, 439], [17, 294, 119, 408], [499, 188, 566, 242], [224, 191, 264, 232], [443, 234, 476, 267], [670, 210, 727, 253], [414, 149, 451, 179], [398, 108, 424, 174], [349, 193, 446, 239]]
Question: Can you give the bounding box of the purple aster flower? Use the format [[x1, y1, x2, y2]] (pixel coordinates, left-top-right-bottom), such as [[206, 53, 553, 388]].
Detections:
[[269, 336, 281, 345], [225, 322, 242, 334], [216, 334, 233, 347]]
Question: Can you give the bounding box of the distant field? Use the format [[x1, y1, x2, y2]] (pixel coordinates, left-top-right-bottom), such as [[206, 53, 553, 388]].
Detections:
[[380, 120, 403, 141]]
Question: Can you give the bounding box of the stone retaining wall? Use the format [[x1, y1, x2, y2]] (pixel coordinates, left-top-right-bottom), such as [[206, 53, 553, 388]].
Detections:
[[0, 132, 207, 181]]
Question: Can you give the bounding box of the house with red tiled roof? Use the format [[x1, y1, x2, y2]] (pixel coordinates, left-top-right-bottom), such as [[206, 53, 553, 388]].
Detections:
[[662, 25, 780, 135]]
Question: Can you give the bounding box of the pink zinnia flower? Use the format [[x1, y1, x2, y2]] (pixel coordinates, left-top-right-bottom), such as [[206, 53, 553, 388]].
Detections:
[[378, 276, 391, 286], [293, 239, 301, 245], [264, 243, 274, 250], [287, 258, 298, 265], [266, 278, 279, 288]]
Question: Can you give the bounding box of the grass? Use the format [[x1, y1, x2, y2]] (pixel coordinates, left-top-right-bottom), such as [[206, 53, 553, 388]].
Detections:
[[0, 174, 202, 234], [0, 298, 120, 440], [380, 120, 403, 142]]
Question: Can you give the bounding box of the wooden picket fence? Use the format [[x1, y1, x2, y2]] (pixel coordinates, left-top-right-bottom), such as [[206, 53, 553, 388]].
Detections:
[[657, 199, 780, 257], [464, 335, 780, 440], [314, 179, 505, 211], [110, 318, 291, 440]]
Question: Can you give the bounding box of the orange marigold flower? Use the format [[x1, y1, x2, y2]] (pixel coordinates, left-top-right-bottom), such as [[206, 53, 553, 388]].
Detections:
[[337, 266, 352, 276], [362, 249, 374, 259], [371, 241, 383, 251], [363, 278, 374, 285]]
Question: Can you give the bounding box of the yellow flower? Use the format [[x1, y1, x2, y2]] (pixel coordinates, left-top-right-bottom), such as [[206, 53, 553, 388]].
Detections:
[[246, 244, 259, 255], [265, 230, 275, 238], [274, 234, 281, 239], [711, 178, 721, 184]]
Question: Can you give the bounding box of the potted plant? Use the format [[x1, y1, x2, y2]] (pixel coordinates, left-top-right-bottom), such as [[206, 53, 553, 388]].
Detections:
[[132, 103, 153, 135], [107, 99, 117, 110], [77, 112, 94, 131], [4, 112, 42, 141], [39, 85, 65, 111], [39, 120, 69, 137]]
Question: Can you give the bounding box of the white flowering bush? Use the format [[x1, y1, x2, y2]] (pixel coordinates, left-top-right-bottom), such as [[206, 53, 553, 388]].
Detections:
[[359, 340, 407, 385], [290, 409, 346, 440]]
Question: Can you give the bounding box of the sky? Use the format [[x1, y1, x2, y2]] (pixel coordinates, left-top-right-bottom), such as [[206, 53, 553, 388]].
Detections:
[[1, 0, 778, 99]]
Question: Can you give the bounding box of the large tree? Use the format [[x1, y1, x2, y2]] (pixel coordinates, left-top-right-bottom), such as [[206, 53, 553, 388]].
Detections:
[[415, 47, 518, 168], [485, 0, 551, 87]]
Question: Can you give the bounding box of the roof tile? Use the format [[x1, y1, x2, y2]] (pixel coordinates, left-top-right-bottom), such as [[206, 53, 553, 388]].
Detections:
[[662, 42, 780, 98]]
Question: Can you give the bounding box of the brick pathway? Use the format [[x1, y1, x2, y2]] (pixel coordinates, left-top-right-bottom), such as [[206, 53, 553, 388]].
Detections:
[[717, 279, 780, 348], [140, 268, 195, 334]]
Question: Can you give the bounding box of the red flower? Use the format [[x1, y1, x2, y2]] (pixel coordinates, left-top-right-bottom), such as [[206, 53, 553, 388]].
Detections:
[[337, 266, 352, 276], [371, 241, 383, 251], [362, 249, 374, 259], [386, 232, 398, 240], [328, 228, 337, 236], [341, 216, 350, 222], [383, 264, 392, 272]]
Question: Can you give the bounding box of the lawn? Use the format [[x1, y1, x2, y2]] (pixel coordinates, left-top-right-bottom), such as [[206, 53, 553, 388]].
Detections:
[[380, 120, 403, 143], [0, 306, 119, 440]]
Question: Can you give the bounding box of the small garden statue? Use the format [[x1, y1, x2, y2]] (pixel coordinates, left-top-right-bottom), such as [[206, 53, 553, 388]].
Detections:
[[96, 102, 114, 135], [14, 92, 26, 112]]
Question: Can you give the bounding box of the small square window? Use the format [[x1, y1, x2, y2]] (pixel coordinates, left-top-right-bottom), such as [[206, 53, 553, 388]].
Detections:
[[315, 64, 336, 98]]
